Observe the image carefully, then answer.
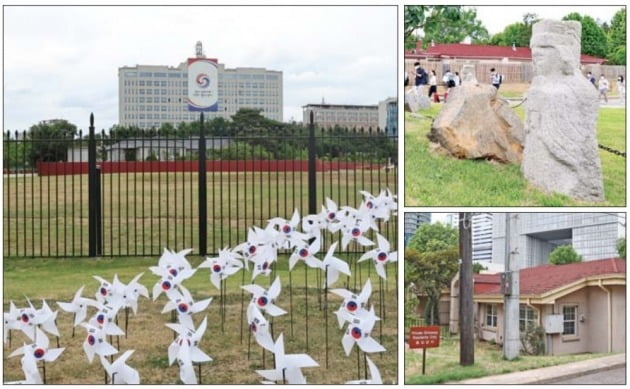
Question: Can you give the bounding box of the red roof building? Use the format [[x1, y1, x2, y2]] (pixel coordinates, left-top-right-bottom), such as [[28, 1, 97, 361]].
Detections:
[[405, 42, 607, 65]]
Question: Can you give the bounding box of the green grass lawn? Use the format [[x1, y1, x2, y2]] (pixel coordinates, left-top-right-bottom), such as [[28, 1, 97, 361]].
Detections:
[[405, 337, 610, 384], [405, 106, 626, 206], [3, 170, 397, 257], [3, 255, 398, 384]]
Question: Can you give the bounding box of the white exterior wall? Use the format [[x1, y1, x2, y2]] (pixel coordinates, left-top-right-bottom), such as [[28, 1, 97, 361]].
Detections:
[[119, 63, 282, 128]]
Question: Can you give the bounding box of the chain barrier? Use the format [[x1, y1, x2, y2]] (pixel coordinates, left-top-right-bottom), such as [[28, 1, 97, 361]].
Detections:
[[598, 144, 626, 158]]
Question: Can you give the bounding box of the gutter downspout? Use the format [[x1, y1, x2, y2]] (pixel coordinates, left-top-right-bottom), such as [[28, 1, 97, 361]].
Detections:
[[526, 298, 544, 354], [597, 280, 613, 353]]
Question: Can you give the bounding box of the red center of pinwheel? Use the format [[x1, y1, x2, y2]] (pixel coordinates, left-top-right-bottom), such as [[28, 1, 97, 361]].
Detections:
[[212, 264, 222, 273], [282, 225, 291, 234], [178, 303, 189, 313], [351, 327, 362, 339], [21, 313, 29, 323], [100, 287, 108, 296], [328, 212, 335, 220], [87, 335, 96, 346], [377, 252, 388, 261], [162, 280, 171, 290], [299, 248, 309, 258], [96, 314, 105, 324], [366, 201, 373, 209], [251, 323, 257, 332], [169, 268, 178, 277], [352, 228, 361, 237], [33, 348, 45, 359], [257, 296, 268, 306], [262, 262, 269, 270], [347, 301, 358, 312], [248, 245, 256, 254]]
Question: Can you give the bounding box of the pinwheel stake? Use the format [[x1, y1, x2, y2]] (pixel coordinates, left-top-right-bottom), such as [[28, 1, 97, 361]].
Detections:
[[240, 269, 246, 343], [304, 265, 309, 352], [288, 270, 294, 337], [324, 264, 329, 369], [42, 361, 46, 384]]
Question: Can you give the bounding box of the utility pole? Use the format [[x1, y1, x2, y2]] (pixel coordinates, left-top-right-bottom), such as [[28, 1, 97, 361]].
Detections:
[[503, 213, 520, 360], [459, 213, 474, 366]]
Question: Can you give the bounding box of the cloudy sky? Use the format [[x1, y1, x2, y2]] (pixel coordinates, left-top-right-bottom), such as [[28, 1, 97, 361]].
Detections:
[[4, 5, 397, 131]]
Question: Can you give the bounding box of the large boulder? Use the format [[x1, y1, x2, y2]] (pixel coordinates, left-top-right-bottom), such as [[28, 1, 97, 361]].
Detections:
[[427, 83, 524, 163], [405, 88, 431, 112], [522, 20, 604, 202]]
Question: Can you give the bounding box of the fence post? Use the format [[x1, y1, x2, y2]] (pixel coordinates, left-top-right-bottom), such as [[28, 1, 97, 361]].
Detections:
[[307, 111, 317, 215], [95, 165, 102, 256], [88, 113, 98, 257], [198, 112, 207, 257]]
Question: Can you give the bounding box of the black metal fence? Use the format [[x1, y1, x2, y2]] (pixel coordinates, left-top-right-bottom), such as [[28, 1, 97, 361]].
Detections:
[[3, 114, 397, 258]]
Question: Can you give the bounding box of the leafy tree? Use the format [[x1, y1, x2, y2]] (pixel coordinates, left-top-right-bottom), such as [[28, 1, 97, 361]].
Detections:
[[3, 134, 32, 170], [548, 245, 582, 265], [407, 222, 459, 253], [421, 7, 489, 47], [562, 13, 608, 58], [607, 8, 626, 64], [472, 262, 488, 274], [405, 247, 460, 325], [617, 238, 626, 259], [404, 5, 463, 48], [27, 120, 77, 165], [489, 13, 538, 47]]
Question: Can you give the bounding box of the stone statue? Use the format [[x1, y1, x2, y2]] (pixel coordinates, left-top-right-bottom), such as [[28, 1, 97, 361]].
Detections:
[[522, 19, 604, 201]]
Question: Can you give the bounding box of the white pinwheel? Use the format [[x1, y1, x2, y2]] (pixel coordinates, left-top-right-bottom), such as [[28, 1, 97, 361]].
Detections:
[[90, 304, 125, 336], [12, 299, 58, 340], [288, 238, 323, 271], [358, 233, 397, 280], [162, 285, 212, 330], [114, 273, 149, 314], [93, 275, 121, 307], [246, 304, 275, 352], [250, 248, 279, 280], [341, 306, 385, 356], [166, 317, 212, 385], [8, 328, 65, 370], [234, 226, 270, 269], [198, 247, 244, 289], [256, 333, 319, 384], [268, 209, 308, 249], [301, 213, 326, 241], [80, 322, 118, 363], [320, 197, 341, 232], [154, 248, 194, 274], [332, 279, 372, 328], [242, 276, 286, 317], [339, 217, 374, 250], [100, 349, 140, 384], [4, 302, 23, 343], [322, 241, 351, 287], [57, 286, 100, 327], [151, 265, 197, 301], [346, 356, 382, 384]]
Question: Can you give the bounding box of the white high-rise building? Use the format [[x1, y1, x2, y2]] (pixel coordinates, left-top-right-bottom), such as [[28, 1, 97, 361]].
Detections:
[[471, 213, 493, 262], [404, 212, 431, 246], [118, 42, 282, 129]]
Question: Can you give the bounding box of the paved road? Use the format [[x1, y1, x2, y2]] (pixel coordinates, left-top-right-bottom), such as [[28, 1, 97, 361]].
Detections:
[[551, 367, 626, 384]]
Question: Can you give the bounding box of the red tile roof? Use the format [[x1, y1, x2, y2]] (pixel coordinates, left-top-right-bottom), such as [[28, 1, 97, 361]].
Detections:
[[405, 43, 606, 65], [474, 258, 625, 296]]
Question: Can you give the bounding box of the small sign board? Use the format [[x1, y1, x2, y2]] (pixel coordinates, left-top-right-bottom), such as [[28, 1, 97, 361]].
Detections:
[[543, 314, 564, 334], [409, 326, 440, 349]]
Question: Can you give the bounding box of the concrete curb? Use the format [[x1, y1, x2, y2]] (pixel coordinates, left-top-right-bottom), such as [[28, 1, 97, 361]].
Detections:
[[451, 354, 626, 384]]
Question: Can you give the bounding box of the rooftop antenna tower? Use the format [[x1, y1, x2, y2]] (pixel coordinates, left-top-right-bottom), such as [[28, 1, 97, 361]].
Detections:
[[195, 41, 205, 58]]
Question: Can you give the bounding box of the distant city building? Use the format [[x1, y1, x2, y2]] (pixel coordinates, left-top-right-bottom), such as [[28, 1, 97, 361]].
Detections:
[[404, 212, 431, 246], [302, 103, 378, 131], [472, 213, 493, 262], [442, 213, 459, 228], [378, 97, 397, 136], [492, 213, 626, 268], [118, 42, 282, 129]]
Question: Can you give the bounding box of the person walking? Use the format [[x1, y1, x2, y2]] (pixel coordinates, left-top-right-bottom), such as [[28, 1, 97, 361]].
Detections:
[[586, 71, 596, 85], [598, 75, 609, 103], [490, 68, 502, 89], [454, 71, 461, 86], [428, 70, 440, 103], [413, 62, 428, 97], [616, 75, 625, 101]]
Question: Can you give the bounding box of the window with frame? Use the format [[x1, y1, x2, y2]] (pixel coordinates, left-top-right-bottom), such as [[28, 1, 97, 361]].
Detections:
[[519, 305, 538, 331], [485, 304, 497, 327], [562, 305, 578, 336]]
